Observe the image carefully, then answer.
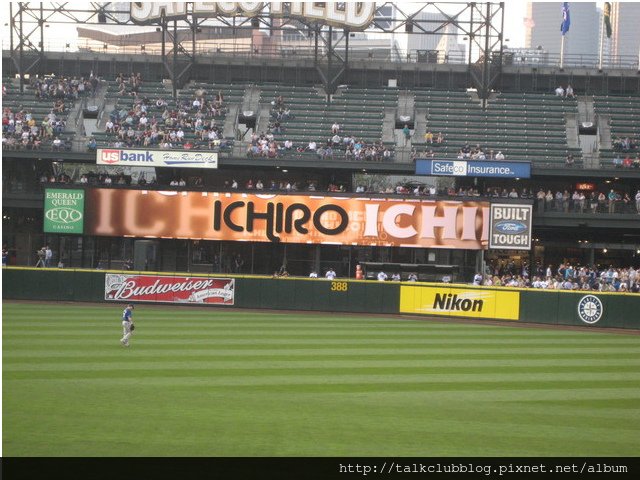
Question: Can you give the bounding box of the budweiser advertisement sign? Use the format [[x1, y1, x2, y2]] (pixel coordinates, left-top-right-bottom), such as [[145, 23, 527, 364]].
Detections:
[[84, 189, 496, 250], [105, 274, 234, 305]]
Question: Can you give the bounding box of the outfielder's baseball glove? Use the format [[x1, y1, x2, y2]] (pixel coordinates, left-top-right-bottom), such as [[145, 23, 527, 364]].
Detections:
[[130, 324, 135, 331]]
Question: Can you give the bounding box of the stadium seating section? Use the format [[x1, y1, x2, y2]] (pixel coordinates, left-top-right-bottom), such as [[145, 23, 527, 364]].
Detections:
[[258, 84, 396, 161], [2, 78, 76, 151], [412, 90, 582, 166], [594, 95, 640, 165], [10, 74, 640, 170], [94, 80, 234, 154]]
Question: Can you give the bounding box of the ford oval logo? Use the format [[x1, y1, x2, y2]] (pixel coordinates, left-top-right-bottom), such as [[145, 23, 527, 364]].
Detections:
[[495, 221, 527, 234]]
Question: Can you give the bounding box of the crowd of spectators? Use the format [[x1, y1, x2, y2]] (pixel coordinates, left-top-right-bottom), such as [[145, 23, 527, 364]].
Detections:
[[38, 171, 135, 187], [2, 107, 68, 151], [2, 77, 71, 151], [454, 144, 505, 161], [477, 262, 640, 293], [32, 75, 98, 100], [36, 164, 639, 215], [535, 188, 640, 214], [612, 136, 638, 153], [347, 183, 640, 214], [102, 74, 232, 151], [612, 153, 640, 168], [369, 185, 639, 215], [221, 178, 321, 193]]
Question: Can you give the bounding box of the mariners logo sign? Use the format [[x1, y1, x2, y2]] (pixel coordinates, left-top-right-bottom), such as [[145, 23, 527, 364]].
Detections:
[[577, 295, 603, 324]]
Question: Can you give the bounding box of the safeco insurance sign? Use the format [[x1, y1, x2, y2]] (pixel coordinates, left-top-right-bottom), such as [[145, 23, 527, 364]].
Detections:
[[44, 189, 85, 234]]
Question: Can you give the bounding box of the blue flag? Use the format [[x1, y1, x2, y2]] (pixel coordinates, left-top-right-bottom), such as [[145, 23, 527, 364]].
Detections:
[[561, 2, 571, 35]]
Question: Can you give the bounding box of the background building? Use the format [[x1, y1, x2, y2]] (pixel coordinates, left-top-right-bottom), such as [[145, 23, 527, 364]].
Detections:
[[602, 2, 640, 67], [525, 2, 599, 60]]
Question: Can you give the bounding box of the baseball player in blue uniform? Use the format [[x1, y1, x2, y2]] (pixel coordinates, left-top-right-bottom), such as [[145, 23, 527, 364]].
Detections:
[[120, 304, 135, 347]]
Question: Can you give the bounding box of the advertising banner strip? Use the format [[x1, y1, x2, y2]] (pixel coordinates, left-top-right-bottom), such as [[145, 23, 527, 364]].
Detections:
[[489, 204, 533, 251], [415, 159, 531, 179], [43, 189, 85, 234], [97, 149, 218, 169], [399, 285, 520, 321], [104, 274, 235, 305], [85, 189, 492, 249]]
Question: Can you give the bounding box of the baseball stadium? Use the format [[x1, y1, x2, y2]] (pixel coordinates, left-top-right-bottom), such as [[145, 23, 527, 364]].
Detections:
[[2, 1, 640, 466]]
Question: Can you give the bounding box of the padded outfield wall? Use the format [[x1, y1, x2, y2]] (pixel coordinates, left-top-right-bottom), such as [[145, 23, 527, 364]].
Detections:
[[3, 268, 639, 329]]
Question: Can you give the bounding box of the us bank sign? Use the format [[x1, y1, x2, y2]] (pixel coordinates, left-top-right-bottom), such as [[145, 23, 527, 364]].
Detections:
[[131, 2, 376, 30], [97, 149, 218, 169]]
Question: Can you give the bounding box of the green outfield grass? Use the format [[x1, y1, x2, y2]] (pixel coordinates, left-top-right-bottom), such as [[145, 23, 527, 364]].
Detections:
[[3, 301, 640, 456]]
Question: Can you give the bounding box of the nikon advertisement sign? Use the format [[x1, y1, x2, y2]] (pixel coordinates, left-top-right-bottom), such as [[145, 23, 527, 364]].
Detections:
[[400, 285, 520, 321], [44, 189, 85, 234], [489, 204, 532, 250]]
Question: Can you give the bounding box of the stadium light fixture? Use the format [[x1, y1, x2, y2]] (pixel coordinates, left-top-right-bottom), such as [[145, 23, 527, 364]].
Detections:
[[603, 249, 608, 253]]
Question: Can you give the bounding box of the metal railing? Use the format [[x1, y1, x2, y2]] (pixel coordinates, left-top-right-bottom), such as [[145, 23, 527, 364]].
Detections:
[[5, 40, 638, 70]]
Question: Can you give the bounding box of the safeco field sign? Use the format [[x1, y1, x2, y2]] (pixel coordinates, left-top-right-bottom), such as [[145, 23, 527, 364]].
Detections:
[[44, 189, 85, 234]]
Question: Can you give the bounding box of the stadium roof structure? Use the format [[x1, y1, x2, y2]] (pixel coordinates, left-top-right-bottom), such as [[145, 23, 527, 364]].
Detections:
[[6, 2, 505, 103]]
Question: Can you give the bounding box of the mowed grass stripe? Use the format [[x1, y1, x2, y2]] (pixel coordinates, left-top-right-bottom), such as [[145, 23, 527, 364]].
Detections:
[[5, 337, 639, 356], [4, 327, 635, 348], [6, 317, 633, 332], [7, 369, 640, 386], [5, 306, 635, 332], [3, 302, 640, 456], [5, 347, 640, 361], [6, 322, 638, 340], [6, 358, 640, 370]]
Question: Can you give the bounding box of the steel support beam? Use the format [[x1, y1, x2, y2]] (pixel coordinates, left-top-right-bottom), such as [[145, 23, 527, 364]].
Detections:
[[6, 2, 505, 99]]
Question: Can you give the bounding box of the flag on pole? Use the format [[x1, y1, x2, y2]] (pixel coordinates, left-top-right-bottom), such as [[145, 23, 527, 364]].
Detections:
[[604, 2, 612, 38], [561, 2, 571, 36]]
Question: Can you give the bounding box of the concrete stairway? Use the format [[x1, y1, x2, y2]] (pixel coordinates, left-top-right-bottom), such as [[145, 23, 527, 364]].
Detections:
[[255, 104, 272, 136], [565, 113, 579, 149], [413, 108, 428, 146], [597, 114, 612, 149], [382, 109, 396, 144]]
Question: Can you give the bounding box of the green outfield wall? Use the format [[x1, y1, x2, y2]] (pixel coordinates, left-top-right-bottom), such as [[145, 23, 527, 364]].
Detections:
[[3, 267, 639, 329]]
